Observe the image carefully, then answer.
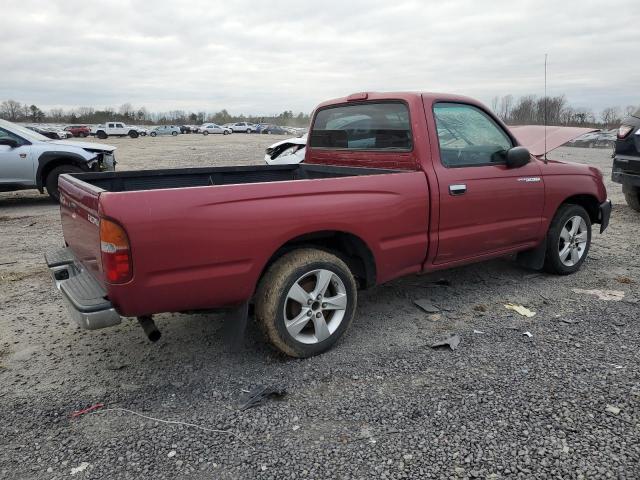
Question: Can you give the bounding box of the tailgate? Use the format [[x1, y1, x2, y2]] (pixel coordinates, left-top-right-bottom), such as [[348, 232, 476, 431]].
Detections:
[[58, 174, 105, 285]]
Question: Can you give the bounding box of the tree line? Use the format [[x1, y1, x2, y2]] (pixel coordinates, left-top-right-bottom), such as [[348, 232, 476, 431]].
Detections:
[[1, 96, 637, 129], [491, 95, 638, 129], [0, 99, 311, 127]]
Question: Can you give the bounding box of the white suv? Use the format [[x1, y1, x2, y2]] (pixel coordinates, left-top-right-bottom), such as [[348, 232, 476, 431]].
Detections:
[[0, 119, 116, 201], [228, 122, 256, 133]]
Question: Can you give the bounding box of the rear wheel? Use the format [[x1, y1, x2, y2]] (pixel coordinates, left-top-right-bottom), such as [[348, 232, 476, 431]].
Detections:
[[623, 185, 640, 212], [172, 131, 178, 136], [96, 131, 107, 139], [246, 128, 251, 133], [255, 248, 357, 358], [46, 164, 84, 202], [202, 130, 209, 136], [223, 130, 228, 135], [129, 130, 139, 138], [543, 204, 591, 275], [150, 132, 157, 137]]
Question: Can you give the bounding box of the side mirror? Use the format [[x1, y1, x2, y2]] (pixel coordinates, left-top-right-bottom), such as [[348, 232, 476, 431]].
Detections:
[[0, 138, 19, 148], [506, 146, 531, 168]]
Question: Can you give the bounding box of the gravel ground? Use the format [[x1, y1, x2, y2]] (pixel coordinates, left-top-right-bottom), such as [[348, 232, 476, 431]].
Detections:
[[0, 137, 638, 479]]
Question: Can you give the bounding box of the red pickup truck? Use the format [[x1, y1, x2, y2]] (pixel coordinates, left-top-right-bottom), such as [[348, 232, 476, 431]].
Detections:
[[46, 92, 611, 357]]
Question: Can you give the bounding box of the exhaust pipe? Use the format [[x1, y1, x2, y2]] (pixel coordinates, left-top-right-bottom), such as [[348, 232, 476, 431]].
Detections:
[[137, 316, 161, 342]]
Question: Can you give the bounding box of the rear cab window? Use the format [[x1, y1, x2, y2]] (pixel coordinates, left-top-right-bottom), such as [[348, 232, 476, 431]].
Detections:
[[310, 102, 412, 151]]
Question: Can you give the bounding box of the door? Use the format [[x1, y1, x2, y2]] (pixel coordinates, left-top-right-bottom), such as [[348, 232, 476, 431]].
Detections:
[[0, 127, 34, 186], [431, 102, 544, 264]]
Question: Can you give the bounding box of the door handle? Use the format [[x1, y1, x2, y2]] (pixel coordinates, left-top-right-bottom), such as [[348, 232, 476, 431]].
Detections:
[[449, 184, 467, 195]]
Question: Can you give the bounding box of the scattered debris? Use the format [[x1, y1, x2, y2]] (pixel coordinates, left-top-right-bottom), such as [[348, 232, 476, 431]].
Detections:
[[70, 403, 104, 418], [572, 289, 625, 301], [505, 303, 536, 317], [427, 313, 442, 322], [615, 276, 634, 284], [430, 334, 461, 351], [414, 299, 440, 314], [292, 425, 300, 431], [473, 305, 488, 312], [473, 330, 485, 335], [167, 450, 177, 458], [522, 331, 533, 338], [605, 405, 621, 415], [239, 385, 286, 411], [70, 462, 90, 476], [559, 318, 579, 325]]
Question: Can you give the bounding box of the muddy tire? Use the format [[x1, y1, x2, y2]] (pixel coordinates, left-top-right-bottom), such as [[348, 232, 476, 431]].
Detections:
[[46, 164, 84, 202], [543, 204, 591, 275], [255, 248, 357, 358], [623, 185, 640, 212]]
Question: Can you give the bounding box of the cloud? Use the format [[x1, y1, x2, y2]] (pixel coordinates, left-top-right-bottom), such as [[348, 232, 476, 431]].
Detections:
[[0, 0, 637, 115]]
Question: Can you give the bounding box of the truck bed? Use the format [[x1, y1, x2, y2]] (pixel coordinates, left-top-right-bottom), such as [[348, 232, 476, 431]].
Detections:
[[71, 164, 399, 193]]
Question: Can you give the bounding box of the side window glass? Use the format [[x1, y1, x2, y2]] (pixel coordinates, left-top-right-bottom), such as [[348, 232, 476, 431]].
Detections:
[[0, 127, 26, 145], [433, 103, 512, 167]]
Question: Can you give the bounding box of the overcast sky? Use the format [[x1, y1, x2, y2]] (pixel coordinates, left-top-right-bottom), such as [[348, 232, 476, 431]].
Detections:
[[1, 0, 638, 116]]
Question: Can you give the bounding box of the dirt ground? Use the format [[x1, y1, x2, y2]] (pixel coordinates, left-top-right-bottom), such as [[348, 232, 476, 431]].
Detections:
[[0, 136, 638, 479]]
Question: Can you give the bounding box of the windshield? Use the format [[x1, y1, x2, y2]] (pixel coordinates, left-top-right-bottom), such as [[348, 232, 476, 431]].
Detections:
[[0, 119, 51, 142]]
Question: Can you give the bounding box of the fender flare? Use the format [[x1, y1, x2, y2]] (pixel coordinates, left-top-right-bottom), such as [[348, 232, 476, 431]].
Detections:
[[36, 151, 91, 189]]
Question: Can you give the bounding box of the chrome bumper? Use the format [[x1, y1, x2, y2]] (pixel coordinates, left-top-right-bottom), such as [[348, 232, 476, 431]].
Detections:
[[45, 248, 122, 330]]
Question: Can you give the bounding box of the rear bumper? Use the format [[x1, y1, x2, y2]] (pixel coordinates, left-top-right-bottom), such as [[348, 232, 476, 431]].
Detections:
[[45, 247, 121, 330], [599, 199, 612, 234]]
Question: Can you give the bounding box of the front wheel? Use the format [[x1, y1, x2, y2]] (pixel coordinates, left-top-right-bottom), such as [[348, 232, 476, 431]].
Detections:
[[202, 130, 209, 136], [246, 129, 251, 133], [623, 185, 640, 212], [150, 132, 157, 137], [172, 131, 178, 136], [543, 204, 592, 275], [223, 130, 228, 135], [46, 164, 84, 202], [255, 248, 357, 358]]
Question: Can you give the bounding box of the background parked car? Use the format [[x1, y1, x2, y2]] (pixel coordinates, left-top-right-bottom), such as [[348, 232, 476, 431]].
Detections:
[[264, 135, 307, 165], [26, 126, 66, 139], [229, 122, 256, 133], [92, 122, 141, 139], [261, 125, 288, 135], [612, 107, 640, 211], [200, 124, 232, 135], [254, 123, 269, 133], [64, 125, 90, 137], [149, 125, 180, 137]]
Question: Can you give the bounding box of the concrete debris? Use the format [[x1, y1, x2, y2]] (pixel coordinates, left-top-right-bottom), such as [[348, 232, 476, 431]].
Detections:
[[504, 304, 536, 317], [572, 288, 625, 301], [430, 334, 461, 351], [414, 299, 440, 313]]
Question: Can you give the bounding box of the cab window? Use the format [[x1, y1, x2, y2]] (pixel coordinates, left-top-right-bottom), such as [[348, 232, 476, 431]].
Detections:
[[433, 103, 512, 167], [310, 102, 411, 150]]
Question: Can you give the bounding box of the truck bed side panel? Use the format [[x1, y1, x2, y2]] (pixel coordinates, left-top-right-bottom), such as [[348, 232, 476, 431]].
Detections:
[[99, 172, 429, 317]]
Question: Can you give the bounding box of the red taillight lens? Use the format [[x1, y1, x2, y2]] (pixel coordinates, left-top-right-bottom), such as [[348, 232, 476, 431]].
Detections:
[[618, 125, 633, 139], [100, 218, 132, 283]]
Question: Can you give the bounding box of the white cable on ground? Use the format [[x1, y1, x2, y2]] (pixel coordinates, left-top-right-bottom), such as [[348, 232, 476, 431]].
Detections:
[[88, 407, 254, 449]]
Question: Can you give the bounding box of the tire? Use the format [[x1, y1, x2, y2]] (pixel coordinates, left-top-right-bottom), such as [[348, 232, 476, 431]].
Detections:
[[202, 130, 209, 136], [543, 204, 592, 275], [45, 164, 84, 202], [255, 248, 357, 358], [223, 130, 228, 135], [129, 130, 139, 139], [150, 132, 157, 137], [623, 185, 640, 212], [96, 131, 107, 139], [172, 131, 178, 136], [246, 129, 251, 134], [81, 133, 88, 138]]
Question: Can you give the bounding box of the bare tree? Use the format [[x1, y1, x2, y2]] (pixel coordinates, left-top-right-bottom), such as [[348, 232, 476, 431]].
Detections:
[[0, 99, 23, 121], [600, 107, 621, 128], [119, 103, 134, 119]]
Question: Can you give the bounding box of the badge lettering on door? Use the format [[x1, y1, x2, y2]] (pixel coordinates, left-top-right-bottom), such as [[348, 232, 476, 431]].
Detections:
[[517, 177, 541, 183]]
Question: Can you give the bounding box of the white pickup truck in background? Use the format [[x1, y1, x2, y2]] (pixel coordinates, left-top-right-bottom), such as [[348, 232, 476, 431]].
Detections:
[[92, 122, 142, 139], [0, 119, 116, 201]]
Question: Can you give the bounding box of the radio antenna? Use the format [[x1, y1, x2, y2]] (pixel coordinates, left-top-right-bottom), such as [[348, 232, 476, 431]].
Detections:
[[544, 53, 548, 163]]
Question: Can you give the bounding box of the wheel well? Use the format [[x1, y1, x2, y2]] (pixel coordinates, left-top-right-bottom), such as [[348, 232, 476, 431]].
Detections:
[[39, 157, 87, 189], [260, 231, 377, 290], [561, 194, 600, 224]]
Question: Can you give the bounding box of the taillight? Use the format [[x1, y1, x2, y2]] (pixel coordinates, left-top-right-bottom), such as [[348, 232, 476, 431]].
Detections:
[[100, 218, 132, 283], [618, 125, 634, 139]]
